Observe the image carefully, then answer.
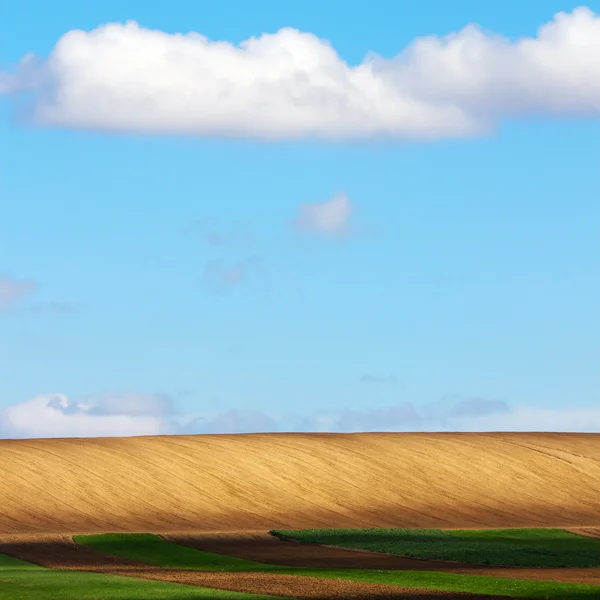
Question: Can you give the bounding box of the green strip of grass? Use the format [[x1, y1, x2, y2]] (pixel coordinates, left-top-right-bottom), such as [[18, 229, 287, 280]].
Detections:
[[0, 553, 280, 600], [76, 533, 286, 572], [273, 527, 600, 567], [76, 533, 600, 600]]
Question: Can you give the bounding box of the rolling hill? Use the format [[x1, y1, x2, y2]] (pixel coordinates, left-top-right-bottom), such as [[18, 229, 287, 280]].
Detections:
[[1, 432, 599, 534]]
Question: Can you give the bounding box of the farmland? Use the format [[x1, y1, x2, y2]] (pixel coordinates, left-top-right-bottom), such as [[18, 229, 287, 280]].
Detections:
[[2, 432, 600, 534], [272, 528, 600, 567], [3, 532, 600, 599], [0, 553, 278, 600], [1, 432, 600, 598]]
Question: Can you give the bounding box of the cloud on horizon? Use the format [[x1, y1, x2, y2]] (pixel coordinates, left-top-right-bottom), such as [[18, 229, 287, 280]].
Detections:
[[3, 7, 600, 140], [0, 393, 173, 438], [2, 392, 599, 439]]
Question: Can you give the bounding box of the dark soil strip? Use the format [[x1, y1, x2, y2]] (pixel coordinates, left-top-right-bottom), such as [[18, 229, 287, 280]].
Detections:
[[165, 531, 453, 569], [165, 531, 600, 586]]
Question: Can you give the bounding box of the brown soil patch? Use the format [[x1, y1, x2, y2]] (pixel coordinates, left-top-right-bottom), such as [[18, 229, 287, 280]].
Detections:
[[165, 530, 456, 570], [2, 432, 600, 534], [566, 528, 600, 539], [166, 530, 600, 586], [0, 534, 511, 599]]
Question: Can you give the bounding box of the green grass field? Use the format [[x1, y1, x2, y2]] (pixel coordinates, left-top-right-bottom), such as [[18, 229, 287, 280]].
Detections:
[[75, 533, 600, 599], [0, 553, 280, 600], [76, 533, 286, 572], [272, 528, 600, 568]]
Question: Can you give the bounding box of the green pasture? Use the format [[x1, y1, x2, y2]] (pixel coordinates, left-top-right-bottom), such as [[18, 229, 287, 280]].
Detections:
[[0, 553, 279, 600], [273, 527, 600, 568]]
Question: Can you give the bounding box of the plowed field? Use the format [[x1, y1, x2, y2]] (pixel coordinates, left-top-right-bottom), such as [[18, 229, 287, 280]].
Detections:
[[1, 432, 599, 534]]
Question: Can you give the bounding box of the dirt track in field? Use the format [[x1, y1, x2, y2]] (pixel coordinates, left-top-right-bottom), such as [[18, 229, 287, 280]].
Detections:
[[2, 432, 600, 534], [0, 534, 515, 600], [166, 530, 600, 586], [567, 528, 600, 539]]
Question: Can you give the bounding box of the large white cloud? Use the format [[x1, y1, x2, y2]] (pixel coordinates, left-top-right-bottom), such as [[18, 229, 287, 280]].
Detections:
[[0, 393, 173, 438], [3, 7, 600, 140]]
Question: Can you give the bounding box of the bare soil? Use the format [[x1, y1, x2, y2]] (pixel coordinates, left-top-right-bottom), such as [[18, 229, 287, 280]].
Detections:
[[2, 432, 600, 534], [567, 528, 600, 539]]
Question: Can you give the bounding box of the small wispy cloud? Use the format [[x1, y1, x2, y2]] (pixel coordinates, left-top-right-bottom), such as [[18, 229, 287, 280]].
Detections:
[[291, 192, 353, 237], [184, 218, 254, 247], [202, 230, 254, 248], [189, 218, 264, 292], [203, 255, 263, 291], [0, 275, 37, 310], [190, 219, 255, 247]]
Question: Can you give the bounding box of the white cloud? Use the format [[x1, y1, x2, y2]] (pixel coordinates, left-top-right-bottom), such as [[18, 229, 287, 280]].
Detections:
[[292, 192, 352, 236], [0, 53, 39, 94], [456, 406, 600, 432], [2, 392, 599, 438], [179, 398, 600, 434], [0, 393, 173, 438], [4, 7, 600, 140], [0, 276, 37, 310]]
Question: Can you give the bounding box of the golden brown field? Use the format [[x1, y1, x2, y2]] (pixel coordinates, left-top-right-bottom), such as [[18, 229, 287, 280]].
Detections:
[[2, 431, 599, 534]]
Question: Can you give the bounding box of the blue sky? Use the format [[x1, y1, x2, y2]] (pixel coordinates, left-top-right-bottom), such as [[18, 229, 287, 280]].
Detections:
[[2, 0, 600, 437]]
